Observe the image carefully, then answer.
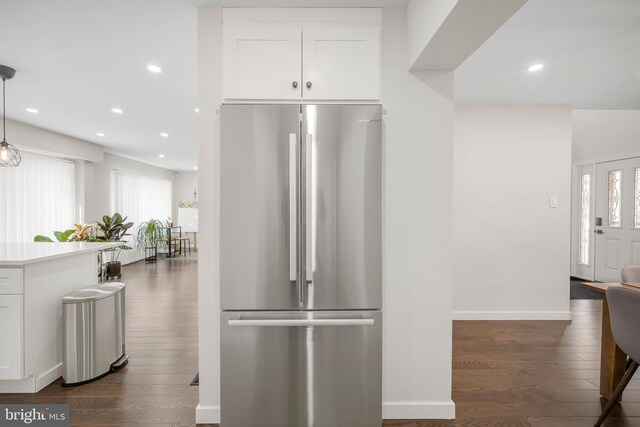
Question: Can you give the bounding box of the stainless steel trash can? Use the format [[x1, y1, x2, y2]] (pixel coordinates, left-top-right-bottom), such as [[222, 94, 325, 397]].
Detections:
[[62, 282, 128, 386]]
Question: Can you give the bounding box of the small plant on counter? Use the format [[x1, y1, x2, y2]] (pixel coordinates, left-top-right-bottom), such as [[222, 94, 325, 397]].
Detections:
[[34, 224, 96, 243]]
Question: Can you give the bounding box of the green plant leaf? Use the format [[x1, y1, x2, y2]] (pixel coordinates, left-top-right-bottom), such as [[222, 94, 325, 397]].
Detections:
[[112, 213, 123, 225], [54, 229, 75, 242], [34, 235, 54, 242]]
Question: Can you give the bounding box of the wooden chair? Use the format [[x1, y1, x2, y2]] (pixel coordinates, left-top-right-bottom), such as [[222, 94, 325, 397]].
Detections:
[[596, 287, 640, 426]]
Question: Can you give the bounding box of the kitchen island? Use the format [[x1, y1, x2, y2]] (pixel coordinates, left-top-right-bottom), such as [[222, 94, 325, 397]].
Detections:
[[0, 242, 119, 392]]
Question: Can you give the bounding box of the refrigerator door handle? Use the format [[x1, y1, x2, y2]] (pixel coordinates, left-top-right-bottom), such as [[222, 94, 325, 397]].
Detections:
[[305, 133, 313, 283], [289, 134, 297, 282], [228, 318, 374, 327]]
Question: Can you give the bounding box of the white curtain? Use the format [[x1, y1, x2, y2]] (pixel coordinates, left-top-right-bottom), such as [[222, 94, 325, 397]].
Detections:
[[0, 152, 76, 242], [110, 170, 172, 227]]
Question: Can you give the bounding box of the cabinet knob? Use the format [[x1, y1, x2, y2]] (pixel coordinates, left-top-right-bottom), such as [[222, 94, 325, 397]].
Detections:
[[306, 82, 312, 89], [292, 81, 298, 88]]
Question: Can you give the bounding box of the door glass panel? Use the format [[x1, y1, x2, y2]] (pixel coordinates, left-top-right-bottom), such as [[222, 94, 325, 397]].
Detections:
[[635, 168, 640, 228], [579, 174, 591, 265], [608, 170, 622, 227]]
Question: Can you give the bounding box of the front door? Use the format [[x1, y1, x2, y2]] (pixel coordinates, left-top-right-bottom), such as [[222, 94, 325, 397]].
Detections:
[[594, 157, 640, 282]]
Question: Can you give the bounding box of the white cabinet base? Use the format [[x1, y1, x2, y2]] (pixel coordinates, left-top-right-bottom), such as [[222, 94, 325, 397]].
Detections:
[[0, 252, 99, 393], [0, 295, 23, 380]]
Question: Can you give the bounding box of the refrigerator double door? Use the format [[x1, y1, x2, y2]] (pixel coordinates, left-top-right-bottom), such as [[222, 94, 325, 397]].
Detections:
[[220, 104, 383, 311]]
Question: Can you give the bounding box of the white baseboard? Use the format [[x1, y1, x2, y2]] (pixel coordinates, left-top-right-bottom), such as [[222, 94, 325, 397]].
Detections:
[[0, 376, 35, 393], [196, 404, 220, 424], [453, 310, 572, 320], [0, 364, 63, 393], [36, 363, 63, 392], [195, 402, 455, 423], [383, 400, 456, 420]]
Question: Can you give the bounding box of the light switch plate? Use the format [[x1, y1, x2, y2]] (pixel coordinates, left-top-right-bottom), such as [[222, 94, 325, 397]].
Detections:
[[549, 196, 559, 208]]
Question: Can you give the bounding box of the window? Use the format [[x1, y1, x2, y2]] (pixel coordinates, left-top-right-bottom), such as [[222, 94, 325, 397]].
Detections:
[[608, 170, 622, 227], [635, 168, 640, 229], [110, 170, 172, 227], [579, 174, 591, 265], [0, 153, 76, 242]]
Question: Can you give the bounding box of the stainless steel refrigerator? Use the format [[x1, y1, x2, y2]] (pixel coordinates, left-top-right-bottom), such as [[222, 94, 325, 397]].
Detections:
[[220, 104, 382, 427]]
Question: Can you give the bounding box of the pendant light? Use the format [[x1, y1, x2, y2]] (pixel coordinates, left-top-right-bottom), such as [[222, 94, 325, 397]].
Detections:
[[0, 64, 21, 167]]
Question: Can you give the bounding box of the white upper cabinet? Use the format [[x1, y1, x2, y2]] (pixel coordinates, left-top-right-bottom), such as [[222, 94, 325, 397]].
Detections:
[[223, 26, 302, 100], [222, 8, 381, 102], [302, 27, 380, 101]]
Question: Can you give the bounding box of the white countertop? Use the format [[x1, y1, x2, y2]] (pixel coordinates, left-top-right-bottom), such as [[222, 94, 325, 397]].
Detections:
[[0, 242, 121, 266]]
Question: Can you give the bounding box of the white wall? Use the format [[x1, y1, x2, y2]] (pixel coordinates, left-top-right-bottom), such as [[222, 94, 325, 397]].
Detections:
[[453, 104, 572, 320], [383, 7, 455, 419], [406, 0, 458, 67], [196, 6, 222, 424], [175, 171, 198, 204], [9, 118, 103, 163], [573, 110, 640, 164], [85, 151, 176, 224], [174, 171, 198, 220]]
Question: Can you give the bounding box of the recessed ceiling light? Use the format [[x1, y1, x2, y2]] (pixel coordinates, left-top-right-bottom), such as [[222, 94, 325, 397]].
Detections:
[[111, 108, 123, 114], [96, 132, 105, 137], [193, 166, 198, 170], [194, 108, 199, 113], [527, 63, 544, 72], [158, 154, 165, 158], [25, 108, 38, 113], [147, 64, 162, 73], [160, 132, 169, 138]]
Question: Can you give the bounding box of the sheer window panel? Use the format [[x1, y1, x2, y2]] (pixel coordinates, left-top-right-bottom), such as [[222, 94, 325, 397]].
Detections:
[[0, 152, 76, 242], [110, 170, 173, 227]]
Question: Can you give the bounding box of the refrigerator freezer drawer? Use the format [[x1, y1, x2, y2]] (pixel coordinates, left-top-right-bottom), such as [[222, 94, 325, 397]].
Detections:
[[221, 311, 382, 427]]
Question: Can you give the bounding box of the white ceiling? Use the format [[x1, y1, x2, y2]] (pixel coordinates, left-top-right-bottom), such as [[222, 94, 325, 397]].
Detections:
[[455, 0, 640, 109], [0, 0, 198, 171]]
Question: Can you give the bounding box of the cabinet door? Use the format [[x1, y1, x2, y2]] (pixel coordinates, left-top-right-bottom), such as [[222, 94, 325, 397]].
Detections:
[[0, 295, 23, 379], [302, 27, 380, 101], [223, 26, 302, 100]]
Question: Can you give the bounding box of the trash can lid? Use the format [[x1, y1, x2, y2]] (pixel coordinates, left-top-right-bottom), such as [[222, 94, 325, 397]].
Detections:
[[99, 282, 126, 293], [62, 283, 124, 304]]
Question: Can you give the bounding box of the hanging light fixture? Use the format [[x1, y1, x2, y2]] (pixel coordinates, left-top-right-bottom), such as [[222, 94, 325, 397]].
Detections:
[[0, 64, 21, 167]]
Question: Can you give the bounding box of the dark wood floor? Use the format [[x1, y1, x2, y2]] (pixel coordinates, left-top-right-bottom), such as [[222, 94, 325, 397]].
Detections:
[[386, 300, 640, 427], [2, 259, 638, 426]]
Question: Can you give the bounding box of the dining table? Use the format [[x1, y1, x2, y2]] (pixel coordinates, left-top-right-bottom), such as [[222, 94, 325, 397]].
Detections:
[[581, 282, 640, 401]]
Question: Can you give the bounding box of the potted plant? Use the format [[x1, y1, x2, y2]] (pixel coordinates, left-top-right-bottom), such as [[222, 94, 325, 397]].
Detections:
[[34, 224, 95, 242], [95, 213, 134, 278], [133, 219, 168, 262]]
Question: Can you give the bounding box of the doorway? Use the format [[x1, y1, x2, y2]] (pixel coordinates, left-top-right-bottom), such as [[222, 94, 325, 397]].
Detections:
[[593, 157, 640, 282]]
